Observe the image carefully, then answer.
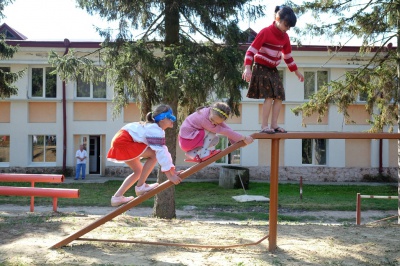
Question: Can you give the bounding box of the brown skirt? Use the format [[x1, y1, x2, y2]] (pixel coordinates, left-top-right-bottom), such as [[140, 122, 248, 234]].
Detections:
[[246, 63, 285, 100]]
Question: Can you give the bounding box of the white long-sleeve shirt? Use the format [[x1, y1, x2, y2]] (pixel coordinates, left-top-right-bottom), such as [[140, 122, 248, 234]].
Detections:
[[122, 122, 174, 172]]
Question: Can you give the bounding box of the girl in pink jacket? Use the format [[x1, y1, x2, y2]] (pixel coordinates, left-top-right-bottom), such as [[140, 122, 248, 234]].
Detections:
[[179, 102, 253, 163]]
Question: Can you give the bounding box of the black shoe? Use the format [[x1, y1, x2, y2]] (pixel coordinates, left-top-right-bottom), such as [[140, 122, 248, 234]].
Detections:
[[74, 178, 79, 180]]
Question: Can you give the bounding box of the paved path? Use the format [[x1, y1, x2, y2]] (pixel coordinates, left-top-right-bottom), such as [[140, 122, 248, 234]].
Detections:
[[64, 175, 397, 186]]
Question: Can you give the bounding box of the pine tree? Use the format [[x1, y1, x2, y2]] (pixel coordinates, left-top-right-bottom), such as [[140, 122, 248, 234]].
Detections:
[[50, 0, 264, 218], [0, 0, 25, 99], [285, 0, 400, 223]]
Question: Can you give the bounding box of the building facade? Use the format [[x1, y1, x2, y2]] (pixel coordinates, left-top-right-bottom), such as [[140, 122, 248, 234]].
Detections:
[[0, 25, 397, 182]]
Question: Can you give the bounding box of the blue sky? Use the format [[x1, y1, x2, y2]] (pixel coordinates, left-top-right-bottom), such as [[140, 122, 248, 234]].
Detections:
[[2, 0, 358, 45]]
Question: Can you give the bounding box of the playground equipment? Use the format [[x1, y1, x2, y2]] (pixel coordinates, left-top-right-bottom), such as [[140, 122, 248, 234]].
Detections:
[[51, 140, 248, 249], [0, 173, 79, 212], [356, 193, 398, 225], [51, 131, 400, 252]]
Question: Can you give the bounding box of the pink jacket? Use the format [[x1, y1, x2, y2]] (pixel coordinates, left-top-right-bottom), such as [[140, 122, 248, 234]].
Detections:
[[179, 107, 243, 143]]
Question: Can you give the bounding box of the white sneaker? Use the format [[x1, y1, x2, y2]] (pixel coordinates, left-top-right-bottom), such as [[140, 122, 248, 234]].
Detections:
[[135, 183, 159, 196], [111, 195, 134, 207]]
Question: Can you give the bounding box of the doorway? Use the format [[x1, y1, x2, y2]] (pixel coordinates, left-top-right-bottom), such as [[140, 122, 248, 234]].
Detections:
[[89, 136, 101, 174]]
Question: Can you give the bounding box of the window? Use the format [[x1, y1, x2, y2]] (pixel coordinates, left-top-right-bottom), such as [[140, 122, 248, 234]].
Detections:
[[0, 66, 10, 72], [346, 70, 369, 102], [32, 135, 56, 163], [31, 67, 57, 98], [302, 139, 326, 165], [215, 136, 241, 164], [0, 67, 10, 98], [77, 76, 106, 98], [304, 70, 328, 99], [0, 135, 10, 163]]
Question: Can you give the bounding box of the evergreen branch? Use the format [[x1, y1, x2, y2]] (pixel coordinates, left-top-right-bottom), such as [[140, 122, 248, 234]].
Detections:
[[180, 12, 217, 44], [139, 11, 165, 40]]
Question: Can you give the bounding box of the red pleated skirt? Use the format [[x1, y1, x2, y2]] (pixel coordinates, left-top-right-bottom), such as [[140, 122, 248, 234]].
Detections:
[[107, 130, 147, 162]]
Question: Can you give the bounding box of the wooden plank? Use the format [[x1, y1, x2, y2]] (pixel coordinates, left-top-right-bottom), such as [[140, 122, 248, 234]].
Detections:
[[51, 140, 247, 249], [251, 132, 400, 140]]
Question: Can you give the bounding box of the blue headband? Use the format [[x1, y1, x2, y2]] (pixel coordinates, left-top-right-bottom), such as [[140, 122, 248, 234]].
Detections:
[[153, 109, 176, 123]]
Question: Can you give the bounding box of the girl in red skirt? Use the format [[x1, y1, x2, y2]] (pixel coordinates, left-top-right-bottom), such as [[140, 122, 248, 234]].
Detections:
[[107, 104, 181, 207]]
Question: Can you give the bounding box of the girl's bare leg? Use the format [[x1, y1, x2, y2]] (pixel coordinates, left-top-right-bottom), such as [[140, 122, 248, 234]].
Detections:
[[270, 99, 282, 130], [113, 158, 143, 197], [136, 149, 157, 187], [262, 98, 273, 130]]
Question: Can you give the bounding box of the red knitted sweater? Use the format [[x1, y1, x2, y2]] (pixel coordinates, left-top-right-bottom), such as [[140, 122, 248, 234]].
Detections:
[[244, 21, 298, 72]]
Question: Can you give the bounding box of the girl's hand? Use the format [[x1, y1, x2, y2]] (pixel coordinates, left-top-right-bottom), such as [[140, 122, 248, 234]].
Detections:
[[242, 66, 252, 82], [168, 174, 182, 185], [295, 70, 304, 82], [243, 136, 254, 145], [166, 169, 182, 185]]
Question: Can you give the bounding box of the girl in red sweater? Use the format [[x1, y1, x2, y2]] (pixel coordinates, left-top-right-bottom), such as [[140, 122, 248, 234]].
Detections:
[[242, 6, 304, 133]]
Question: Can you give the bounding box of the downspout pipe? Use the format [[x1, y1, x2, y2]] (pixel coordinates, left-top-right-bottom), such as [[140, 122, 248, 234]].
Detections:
[[62, 39, 70, 173]]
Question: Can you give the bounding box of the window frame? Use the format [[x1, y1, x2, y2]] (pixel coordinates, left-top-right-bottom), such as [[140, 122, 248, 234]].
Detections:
[[30, 66, 57, 98], [345, 70, 368, 102], [0, 135, 10, 165], [76, 76, 107, 99], [302, 138, 327, 166], [214, 135, 241, 165], [303, 69, 328, 100], [30, 135, 57, 166]]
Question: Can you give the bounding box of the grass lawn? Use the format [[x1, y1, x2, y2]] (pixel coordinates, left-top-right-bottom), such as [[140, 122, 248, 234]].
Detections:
[[0, 181, 397, 214]]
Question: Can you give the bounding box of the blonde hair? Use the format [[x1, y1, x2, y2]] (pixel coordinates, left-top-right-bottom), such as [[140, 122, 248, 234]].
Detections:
[[210, 102, 230, 120]]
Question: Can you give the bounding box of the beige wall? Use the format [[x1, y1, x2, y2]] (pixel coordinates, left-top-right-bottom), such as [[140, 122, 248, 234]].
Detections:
[[257, 139, 284, 166], [389, 139, 398, 167], [227, 104, 242, 124], [346, 105, 370, 125], [123, 103, 141, 123], [345, 139, 370, 167], [74, 102, 107, 121], [0, 102, 10, 122], [302, 108, 329, 125], [29, 102, 57, 123]]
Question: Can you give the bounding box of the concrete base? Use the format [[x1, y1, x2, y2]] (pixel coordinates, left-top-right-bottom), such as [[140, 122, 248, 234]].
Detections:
[[232, 195, 270, 202]]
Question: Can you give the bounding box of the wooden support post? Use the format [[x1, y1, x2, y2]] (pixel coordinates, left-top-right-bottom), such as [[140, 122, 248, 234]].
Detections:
[[269, 138, 280, 252]]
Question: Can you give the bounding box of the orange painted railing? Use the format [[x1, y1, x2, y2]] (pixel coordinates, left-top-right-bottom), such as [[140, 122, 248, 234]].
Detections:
[[0, 173, 64, 184], [0, 173, 78, 212], [356, 193, 398, 225]]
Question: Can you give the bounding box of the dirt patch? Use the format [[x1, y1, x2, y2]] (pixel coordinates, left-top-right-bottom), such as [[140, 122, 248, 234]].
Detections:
[[0, 205, 399, 265]]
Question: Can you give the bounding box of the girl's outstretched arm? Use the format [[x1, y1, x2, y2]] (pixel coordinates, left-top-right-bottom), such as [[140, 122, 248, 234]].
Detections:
[[294, 70, 304, 82]]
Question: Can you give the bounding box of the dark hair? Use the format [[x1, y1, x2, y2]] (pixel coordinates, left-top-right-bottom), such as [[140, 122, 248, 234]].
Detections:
[[275, 6, 297, 27], [146, 104, 171, 123]]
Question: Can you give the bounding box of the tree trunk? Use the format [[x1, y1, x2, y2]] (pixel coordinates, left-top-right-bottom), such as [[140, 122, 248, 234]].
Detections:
[[153, 0, 180, 219], [397, 3, 400, 225]]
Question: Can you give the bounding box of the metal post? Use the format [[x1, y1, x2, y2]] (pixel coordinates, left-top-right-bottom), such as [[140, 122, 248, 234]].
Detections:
[[31, 181, 35, 212], [356, 193, 361, 225]]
